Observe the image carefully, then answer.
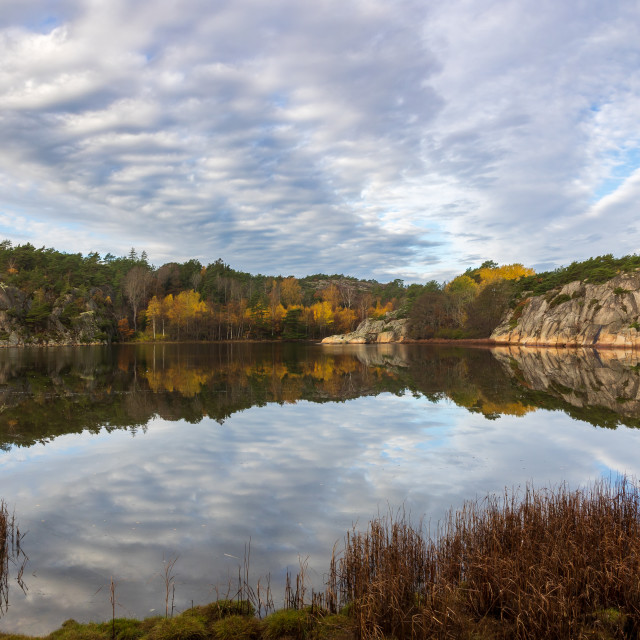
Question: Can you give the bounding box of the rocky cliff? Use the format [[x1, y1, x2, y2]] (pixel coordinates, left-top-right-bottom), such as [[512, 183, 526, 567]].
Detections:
[[0, 283, 114, 346], [491, 273, 640, 348], [321, 316, 407, 344]]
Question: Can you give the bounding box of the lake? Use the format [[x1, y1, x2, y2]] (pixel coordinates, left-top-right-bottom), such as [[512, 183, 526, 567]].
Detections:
[[1, 342, 640, 634]]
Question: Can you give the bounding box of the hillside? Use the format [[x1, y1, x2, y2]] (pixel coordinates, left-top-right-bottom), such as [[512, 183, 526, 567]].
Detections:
[[0, 241, 408, 345], [3, 240, 640, 347]]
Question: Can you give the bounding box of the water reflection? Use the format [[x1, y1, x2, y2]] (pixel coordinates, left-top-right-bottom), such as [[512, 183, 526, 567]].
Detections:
[[0, 344, 640, 634], [494, 346, 640, 428], [1, 344, 639, 452]]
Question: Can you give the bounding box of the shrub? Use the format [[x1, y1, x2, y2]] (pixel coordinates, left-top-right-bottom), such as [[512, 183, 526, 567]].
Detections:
[[548, 293, 572, 308], [146, 616, 207, 640], [95, 618, 145, 640], [199, 599, 255, 621], [508, 297, 530, 329], [263, 609, 316, 640], [314, 614, 353, 640], [212, 615, 262, 640]]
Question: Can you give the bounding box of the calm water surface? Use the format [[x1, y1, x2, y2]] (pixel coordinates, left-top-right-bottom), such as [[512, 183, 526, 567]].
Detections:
[[1, 343, 640, 634]]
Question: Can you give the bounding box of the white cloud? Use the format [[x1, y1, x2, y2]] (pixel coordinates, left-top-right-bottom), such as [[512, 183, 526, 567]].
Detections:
[[0, 0, 638, 280]]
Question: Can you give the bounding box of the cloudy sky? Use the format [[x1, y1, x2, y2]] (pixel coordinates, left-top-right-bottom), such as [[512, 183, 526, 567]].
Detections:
[[0, 0, 639, 282]]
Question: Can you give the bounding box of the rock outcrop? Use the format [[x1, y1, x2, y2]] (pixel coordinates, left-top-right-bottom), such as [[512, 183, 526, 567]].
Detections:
[[0, 283, 114, 347], [321, 316, 407, 344], [491, 273, 640, 348]]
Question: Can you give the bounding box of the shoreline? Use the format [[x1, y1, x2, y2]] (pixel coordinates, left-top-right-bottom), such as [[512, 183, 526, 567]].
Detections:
[[1, 336, 640, 351]]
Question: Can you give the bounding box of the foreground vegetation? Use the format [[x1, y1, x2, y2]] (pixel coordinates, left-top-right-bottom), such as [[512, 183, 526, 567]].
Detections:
[[2, 478, 639, 639]]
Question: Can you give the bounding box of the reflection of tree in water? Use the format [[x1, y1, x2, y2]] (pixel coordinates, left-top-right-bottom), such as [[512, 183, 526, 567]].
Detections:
[[0, 501, 27, 617], [1, 343, 640, 450]]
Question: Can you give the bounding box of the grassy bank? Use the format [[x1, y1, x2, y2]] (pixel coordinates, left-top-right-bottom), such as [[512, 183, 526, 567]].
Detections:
[[2, 478, 639, 639]]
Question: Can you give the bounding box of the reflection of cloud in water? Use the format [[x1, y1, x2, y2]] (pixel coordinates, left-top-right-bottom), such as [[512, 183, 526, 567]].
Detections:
[[2, 393, 640, 634]]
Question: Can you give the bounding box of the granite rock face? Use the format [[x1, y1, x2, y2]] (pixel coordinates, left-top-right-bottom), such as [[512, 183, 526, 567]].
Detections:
[[321, 317, 407, 344], [491, 273, 640, 348]]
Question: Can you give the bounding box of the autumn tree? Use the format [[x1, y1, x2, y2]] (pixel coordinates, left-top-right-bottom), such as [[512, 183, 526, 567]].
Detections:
[[337, 280, 357, 309], [146, 295, 163, 339], [281, 277, 302, 307], [123, 266, 152, 332], [165, 290, 206, 339], [407, 290, 451, 338], [334, 306, 358, 333], [476, 263, 535, 284], [320, 284, 342, 310], [464, 279, 515, 337], [117, 317, 134, 340], [154, 263, 182, 296], [356, 292, 373, 323], [311, 301, 334, 337], [444, 275, 478, 327]]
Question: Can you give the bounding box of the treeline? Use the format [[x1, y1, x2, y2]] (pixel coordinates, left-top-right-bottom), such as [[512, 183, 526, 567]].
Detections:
[[406, 262, 535, 339], [406, 253, 640, 339], [511, 253, 640, 296], [2, 240, 637, 343], [0, 241, 407, 342], [136, 261, 404, 341]]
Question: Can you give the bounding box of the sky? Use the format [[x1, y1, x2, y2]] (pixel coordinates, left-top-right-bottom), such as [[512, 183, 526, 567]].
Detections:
[[0, 0, 639, 283]]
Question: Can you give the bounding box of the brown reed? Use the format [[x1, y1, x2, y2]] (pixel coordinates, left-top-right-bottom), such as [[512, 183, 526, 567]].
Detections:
[[0, 499, 27, 618], [330, 478, 640, 639]]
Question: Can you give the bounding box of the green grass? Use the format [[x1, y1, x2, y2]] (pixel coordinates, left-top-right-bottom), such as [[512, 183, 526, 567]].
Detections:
[[262, 609, 316, 640]]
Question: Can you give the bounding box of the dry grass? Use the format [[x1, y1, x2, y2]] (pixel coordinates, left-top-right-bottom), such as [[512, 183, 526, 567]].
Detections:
[[330, 478, 640, 639], [2, 479, 640, 639], [0, 500, 27, 618]]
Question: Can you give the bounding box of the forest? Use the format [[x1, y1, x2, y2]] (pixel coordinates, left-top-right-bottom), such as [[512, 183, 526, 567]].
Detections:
[[0, 240, 635, 343]]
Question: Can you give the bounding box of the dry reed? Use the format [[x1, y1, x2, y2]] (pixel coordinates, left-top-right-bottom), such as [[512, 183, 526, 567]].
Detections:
[[0, 499, 27, 618], [329, 478, 640, 639]]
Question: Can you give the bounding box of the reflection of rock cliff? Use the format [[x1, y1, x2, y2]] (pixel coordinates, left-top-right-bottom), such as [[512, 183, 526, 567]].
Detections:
[[321, 317, 407, 344], [491, 274, 640, 347], [493, 346, 640, 423]]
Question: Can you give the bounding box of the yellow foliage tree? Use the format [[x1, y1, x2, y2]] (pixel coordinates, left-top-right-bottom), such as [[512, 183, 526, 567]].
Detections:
[[311, 301, 334, 335], [334, 306, 358, 333], [281, 277, 302, 306], [321, 284, 342, 310], [477, 263, 535, 283], [146, 295, 163, 339], [367, 301, 394, 319]]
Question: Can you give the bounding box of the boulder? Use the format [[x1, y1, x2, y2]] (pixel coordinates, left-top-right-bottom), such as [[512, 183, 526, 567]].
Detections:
[[322, 317, 407, 344]]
